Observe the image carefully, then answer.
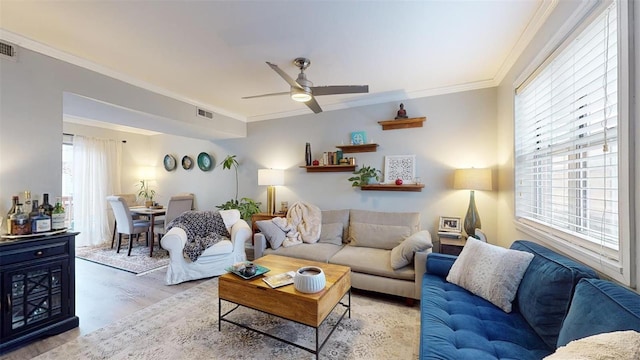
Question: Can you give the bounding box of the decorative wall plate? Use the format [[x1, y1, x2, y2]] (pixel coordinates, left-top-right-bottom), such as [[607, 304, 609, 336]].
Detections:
[[197, 152, 213, 171], [181, 155, 194, 170], [164, 154, 177, 171]]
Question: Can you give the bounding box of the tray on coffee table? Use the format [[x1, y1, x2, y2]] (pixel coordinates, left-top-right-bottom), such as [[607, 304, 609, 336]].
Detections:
[[225, 264, 270, 279]]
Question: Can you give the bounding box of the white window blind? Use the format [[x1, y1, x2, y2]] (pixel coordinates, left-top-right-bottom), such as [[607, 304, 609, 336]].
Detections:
[[515, 3, 619, 260]]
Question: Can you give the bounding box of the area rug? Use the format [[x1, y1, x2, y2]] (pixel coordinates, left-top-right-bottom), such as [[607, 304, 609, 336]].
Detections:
[[75, 242, 169, 275], [34, 278, 420, 359]]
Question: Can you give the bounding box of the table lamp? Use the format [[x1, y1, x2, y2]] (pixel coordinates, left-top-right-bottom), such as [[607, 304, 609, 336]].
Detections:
[[258, 169, 284, 215], [453, 168, 492, 237]]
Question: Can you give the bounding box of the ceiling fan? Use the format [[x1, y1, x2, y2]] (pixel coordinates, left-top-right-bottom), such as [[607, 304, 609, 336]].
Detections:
[[242, 57, 369, 114]]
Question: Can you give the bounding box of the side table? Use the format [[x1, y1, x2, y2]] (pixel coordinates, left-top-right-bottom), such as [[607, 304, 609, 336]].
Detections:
[[439, 237, 466, 256]]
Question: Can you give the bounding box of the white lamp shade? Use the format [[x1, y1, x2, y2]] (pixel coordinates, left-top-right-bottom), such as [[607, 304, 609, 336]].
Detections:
[[453, 168, 492, 191], [258, 169, 284, 186]]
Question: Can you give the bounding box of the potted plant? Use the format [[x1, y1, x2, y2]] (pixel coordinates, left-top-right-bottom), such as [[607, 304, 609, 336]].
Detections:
[[216, 155, 261, 221], [221, 155, 239, 201], [216, 197, 261, 222], [348, 165, 382, 187], [137, 180, 156, 207]]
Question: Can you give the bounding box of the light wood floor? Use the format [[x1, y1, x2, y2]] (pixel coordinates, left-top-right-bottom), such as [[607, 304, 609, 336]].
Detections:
[[1, 258, 206, 360]]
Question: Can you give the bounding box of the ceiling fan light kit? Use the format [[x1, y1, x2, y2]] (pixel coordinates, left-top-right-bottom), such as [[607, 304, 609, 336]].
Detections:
[[291, 87, 312, 102], [243, 57, 369, 113]]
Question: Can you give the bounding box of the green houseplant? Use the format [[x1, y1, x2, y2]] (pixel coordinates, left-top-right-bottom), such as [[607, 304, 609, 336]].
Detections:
[[216, 197, 261, 221], [348, 165, 382, 187], [137, 180, 156, 207], [216, 155, 261, 221]]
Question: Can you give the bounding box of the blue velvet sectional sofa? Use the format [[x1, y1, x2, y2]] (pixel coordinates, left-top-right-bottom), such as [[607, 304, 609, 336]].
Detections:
[[420, 240, 640, 359]]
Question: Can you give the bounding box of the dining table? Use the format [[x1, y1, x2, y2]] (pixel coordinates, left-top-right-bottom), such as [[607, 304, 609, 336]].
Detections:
[[130, 206, 166, 257]]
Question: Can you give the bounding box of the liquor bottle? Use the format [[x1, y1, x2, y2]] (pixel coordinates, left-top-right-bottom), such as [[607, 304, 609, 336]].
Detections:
[[51, 197, 66, 230], [23, 190, 32, 213], [28, 199, 39, 231], [29, 200, 40, 219], [31, 208, 51, 234], [6, 195, 19, 234], [11, 204, 31, 235], [40, 193, 54, 217]]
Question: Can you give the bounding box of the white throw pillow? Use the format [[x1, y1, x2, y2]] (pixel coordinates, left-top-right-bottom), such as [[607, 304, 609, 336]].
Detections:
[[218, 209, 240, 233], [544, 330, 640, 360], [390, 230, 433, 269], [446, 237, 534, 313]]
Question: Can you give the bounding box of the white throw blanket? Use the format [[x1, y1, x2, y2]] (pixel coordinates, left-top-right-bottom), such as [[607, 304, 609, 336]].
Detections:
[[273, 201, 321, 247]]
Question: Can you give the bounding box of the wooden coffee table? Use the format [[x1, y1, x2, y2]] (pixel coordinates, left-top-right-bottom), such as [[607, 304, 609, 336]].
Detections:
[[218, 254, 351, 359]]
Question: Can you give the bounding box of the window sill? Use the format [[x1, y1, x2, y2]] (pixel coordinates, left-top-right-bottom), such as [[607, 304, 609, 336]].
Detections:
[[514, 219, 631, 287]]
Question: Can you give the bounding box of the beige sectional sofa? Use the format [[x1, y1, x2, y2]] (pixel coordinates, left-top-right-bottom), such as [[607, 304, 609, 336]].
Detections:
[[253, 209, 433, 300]]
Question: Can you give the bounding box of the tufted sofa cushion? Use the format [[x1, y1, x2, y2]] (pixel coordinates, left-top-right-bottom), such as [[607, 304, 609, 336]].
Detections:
[[421, 271, 552, 360]]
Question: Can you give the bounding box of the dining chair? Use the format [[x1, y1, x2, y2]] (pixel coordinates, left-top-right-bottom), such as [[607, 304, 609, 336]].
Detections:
[[107, 195, 151, 256], [154, 194, 194, 242], [110, 193, 144, 248]]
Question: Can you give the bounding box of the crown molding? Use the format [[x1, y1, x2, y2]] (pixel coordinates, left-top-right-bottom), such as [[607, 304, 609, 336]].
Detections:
[[0, 29, 247, 123], [493, 0, 559, 85]]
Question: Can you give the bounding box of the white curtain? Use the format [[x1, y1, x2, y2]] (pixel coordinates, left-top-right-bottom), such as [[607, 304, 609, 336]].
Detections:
[[72, 135, 122, 247]]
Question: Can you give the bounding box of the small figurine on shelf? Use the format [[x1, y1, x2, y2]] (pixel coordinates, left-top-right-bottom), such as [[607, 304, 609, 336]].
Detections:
[[395, 103, 408, 119]]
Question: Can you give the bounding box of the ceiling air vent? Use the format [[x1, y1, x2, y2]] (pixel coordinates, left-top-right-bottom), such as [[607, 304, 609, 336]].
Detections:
[[197, 107, 213, 119], [0, 40, 18, 61]]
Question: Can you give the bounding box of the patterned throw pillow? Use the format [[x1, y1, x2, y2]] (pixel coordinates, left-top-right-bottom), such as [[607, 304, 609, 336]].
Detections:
[[446, 237, 534, 313]]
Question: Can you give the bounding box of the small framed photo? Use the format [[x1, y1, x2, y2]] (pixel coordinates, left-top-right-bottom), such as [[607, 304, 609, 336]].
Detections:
[[439, 216, 461, 232], [351, 131, 367, 145]]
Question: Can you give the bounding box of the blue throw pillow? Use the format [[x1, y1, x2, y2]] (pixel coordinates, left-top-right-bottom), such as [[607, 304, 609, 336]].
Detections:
[[557, 278, 640, 347]]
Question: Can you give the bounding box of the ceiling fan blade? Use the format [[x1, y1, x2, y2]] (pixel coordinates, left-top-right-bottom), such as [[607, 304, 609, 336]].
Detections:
[[266, 62, 303, 89], [241, 91, 289, 99], [305, 97, 323, 114], [310, 85, 369, 96]]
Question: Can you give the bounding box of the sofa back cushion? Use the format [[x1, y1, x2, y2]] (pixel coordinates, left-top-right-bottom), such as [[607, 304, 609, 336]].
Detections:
[[318, 222, 343, 245], [511, 240, 598, 349], [321, 209, 350, 243], [557, 278, 640, 347], [348, 210, 420, 250]]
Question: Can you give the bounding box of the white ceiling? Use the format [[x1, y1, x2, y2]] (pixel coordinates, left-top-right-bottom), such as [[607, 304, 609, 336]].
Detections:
[[1, 0, 551, 122]]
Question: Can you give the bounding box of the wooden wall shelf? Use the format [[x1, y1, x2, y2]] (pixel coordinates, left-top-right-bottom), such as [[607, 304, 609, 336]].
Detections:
[[378, 117, 426, 130], [360, 183, 425, 192], [335, 143, 378, 153], [300, 165, 356, 173]]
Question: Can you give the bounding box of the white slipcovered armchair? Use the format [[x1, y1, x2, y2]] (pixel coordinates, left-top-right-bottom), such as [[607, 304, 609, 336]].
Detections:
[[160, 209, 251, 285]]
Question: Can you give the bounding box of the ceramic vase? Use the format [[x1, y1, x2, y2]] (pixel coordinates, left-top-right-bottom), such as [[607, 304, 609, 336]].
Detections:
[[305, 143, 312, 166], [294, 266, 326, 293]]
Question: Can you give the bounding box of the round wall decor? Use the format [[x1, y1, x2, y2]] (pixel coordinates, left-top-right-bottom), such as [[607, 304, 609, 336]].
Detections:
[[182, 155, 194, 170], [163, 154, 177, 171], [197, 152, 213, 171]]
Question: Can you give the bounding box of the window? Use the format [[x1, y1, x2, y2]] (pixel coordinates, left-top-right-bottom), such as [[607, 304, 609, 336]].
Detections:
[[514, 2, 632, 285], [62, 134, 74, 229]]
